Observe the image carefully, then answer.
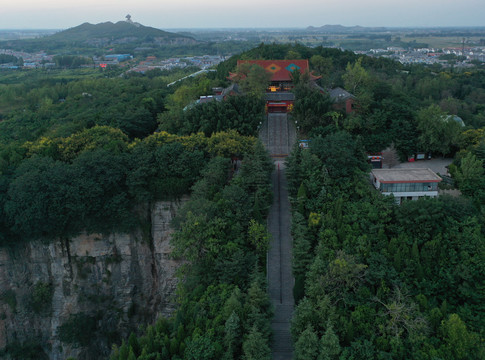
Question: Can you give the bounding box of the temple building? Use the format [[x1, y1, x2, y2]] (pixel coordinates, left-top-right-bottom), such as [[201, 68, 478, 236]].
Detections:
[[328, 87, 356, 114], [228, 59, 321, 91], [227, 59, 321, 114]]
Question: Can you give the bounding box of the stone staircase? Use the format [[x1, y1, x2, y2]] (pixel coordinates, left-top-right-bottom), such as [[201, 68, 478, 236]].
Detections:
[[266, 162, 295, 360]]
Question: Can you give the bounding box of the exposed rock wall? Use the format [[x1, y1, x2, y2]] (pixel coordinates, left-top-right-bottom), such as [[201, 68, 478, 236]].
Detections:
[[0, 199, 186, 360]]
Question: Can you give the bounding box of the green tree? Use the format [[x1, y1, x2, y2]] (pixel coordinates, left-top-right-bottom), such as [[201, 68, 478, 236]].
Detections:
[[245, 270, 272, 336], [292, 86, 333, 134], [310, 55, 334, 85], [294, 324, 320, 360], [5, 156, 79, 238], [236, 63, 272, 97], [416, 105, 462, 156], [318, 322, 341, 360], [453, 152, 484, 198], [285, 50, 302, 60], [223, 311, 241, 360], [248, 219, 270, 259], [342, 58, 371, 94], [310, 131, 367, 181], [439, 313, 480, 360], [242, 326, 271, 360], [291, 297, 320, 340], [184, 333, 216, 360], [292, 212, 312, 302], [55, 125, 129, 162]]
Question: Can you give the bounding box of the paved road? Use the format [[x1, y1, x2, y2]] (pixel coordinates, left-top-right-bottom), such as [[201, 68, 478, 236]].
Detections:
[[261, 111, 295, 359]]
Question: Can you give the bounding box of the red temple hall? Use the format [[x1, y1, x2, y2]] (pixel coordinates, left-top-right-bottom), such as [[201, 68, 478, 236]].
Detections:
[[228, 60, 321, 113], [228, 59, 320, 92]]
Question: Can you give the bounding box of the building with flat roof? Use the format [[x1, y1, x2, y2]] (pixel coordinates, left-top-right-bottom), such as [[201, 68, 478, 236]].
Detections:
[[371, 168, 442, 204]]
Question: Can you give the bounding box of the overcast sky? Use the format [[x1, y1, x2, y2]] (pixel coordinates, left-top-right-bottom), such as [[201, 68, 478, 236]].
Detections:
[[1, 0, 483, 29]]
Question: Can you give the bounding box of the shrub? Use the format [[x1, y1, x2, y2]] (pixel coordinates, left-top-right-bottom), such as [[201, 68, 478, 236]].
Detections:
[[1, 289, 17, 313], [58, 312, 98, 347], [30, 282, 53, 314]]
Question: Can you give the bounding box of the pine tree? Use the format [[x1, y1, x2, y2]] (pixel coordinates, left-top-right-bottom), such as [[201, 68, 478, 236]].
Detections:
[[128, 333, 140, 358], [292, 213, 313, 302], [127, 347, 136, 360], [411, 241, 420, 263], [242, 325, 271, 360], [223, 286, 243, 319], [440, 313, 479, 360], [297, 182, 308, 214], [223, 311, 241, 360], [318, 322, 341, 360], [286, 142, 303, 196], [393, 247, 403, 271], [246, 269, 272, 337], [110, 344, 120, 360], [294, 324, 320, 360], [118, 340, 129, 360]]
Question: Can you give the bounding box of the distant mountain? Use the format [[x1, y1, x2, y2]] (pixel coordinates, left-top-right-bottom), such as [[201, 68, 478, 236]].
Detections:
[[306, 24, 388, 33], [0, 20, 197, 53]]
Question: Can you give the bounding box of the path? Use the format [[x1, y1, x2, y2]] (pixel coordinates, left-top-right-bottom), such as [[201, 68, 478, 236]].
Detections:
[[166, 69, 215, 87], [260, 112, 295, 359], [259, 113, 297, 157]]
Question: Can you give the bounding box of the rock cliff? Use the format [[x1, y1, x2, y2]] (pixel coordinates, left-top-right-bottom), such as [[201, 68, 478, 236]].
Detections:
[[0, 199, 186, 360]]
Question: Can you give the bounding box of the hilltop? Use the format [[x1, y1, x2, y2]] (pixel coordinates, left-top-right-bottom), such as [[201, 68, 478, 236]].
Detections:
[[49, 21, 195, 45], [0, 20, 197, 53]]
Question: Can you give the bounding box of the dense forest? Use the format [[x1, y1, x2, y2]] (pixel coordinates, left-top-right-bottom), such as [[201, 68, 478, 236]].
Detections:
[[286, 132, 484, 359], [0, 52, 274, 359], [0, 42, 484, 359], [110, 141, 275, 360], [104, 44, 485, 359]]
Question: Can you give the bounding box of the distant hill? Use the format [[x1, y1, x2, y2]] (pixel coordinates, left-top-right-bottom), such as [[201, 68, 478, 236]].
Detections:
[[306, 24, 388, 33], [0, 20, 197, 53], [49, 21, 197, 46]]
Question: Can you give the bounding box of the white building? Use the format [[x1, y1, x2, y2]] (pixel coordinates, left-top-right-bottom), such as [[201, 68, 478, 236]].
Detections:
[[371, 168, 442, 204]]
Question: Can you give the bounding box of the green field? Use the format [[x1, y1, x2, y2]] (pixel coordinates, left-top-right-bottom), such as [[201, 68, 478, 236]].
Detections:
[[403, 36, 481, 48]]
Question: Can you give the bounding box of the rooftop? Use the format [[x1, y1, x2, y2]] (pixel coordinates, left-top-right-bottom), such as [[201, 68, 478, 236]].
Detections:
[[222, 83, 242, 97], [264, 93, 295, 101], [238, 60, 309, 82], [371, 168, 442, 183], [229, 59, 321, 83], [329, 87, 355, 101]]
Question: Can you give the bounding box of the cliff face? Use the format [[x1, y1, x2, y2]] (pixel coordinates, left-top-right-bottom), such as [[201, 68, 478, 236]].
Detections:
[[0, 199, 186, 360]]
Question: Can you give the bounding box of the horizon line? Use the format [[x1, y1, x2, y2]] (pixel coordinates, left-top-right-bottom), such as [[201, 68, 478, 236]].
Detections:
[[2, 25, 485, 31]]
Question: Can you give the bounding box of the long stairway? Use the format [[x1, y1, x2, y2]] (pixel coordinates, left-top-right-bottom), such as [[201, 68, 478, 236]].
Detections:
[[260, 112, 295, 359], [263, 113, 297, 157]]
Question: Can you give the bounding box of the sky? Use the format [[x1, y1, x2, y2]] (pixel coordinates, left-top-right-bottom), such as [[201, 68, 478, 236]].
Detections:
[[1, 0, 484, 29]]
